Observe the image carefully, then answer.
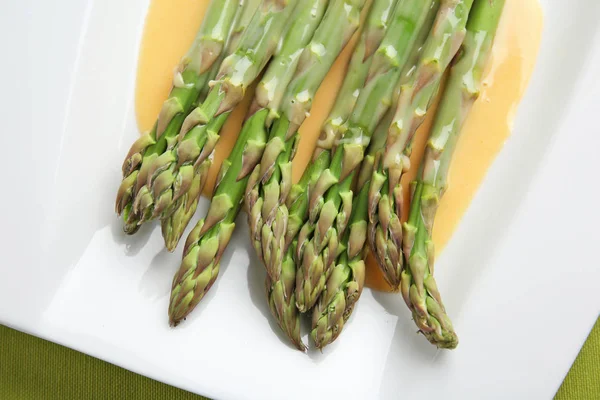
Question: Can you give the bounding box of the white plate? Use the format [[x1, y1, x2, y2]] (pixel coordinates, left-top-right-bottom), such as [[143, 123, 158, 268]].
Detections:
[[1, 0, 599, 399]]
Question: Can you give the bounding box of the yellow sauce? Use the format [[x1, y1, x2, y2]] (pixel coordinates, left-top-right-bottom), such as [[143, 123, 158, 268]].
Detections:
[[135, 0, 543, 291]]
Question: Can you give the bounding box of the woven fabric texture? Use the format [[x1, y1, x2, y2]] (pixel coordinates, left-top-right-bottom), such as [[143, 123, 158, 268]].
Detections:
[[1, 319, 598, 399], [0, 324, 207, 400], [555, 318, 600, 399]]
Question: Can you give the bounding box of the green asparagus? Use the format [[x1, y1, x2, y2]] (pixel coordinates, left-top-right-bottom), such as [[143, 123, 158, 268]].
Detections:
[[115, 0, 241, 233], [401, 0, 505, 349], [295, 0, 438, 313], [267, 245, 305, 350], [281, 0, 398, 257], [244, 0, 370, 347], [310, 193, 367, 349], [168, 110, 269, 326], [312, 0, 397, 160], [368, 0, 474, 289], [160, 0, 262, 250], [311, 80, 398, 348], [168, 0, 332, 327], [246, 0, 370, 282], [131, 0, 296, 242]]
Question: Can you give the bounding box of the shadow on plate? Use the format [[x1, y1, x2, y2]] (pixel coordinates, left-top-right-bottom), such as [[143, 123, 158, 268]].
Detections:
[[110, 215, 155, 256], [372, 291, 439, 356], [245, 238, 306, 353]]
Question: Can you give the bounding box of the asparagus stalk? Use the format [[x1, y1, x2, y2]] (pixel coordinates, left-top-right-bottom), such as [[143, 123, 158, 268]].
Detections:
[[355, 93, 397, 191], [168, 110, 269, 326], [267, 245, 304, 350], [115, 0, 242, 233], [198, 0, 263, 102], [280, 0, 397, 256], [368, 0, 474, 289], [245, 0, 371, 348], [160, 113, 229, 250], [168, 0, 330, 327], [311, 83, 398, 348], [160, 0, 262, 250], [310, 194, 367, 350], [160, 0, 323, 252], [309, 4, 480, 342], [295, 0, 438, 313], [131, 0, 297, 237], [312, 0, 398, 161], [224, 0, 263, 57], [401, 0, 505, 350], [245, 0, 371, 282]]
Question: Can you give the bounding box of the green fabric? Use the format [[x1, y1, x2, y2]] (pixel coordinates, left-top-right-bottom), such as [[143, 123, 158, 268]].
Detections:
[[555, 318, 600, 400], [0, 324, 207, 400], [1, 319, 598, 399]]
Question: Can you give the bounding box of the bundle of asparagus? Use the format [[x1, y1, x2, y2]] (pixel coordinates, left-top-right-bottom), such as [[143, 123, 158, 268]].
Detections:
[[167, 0, 323, 328], [246, 0, 374, 283], [275, 0, 398, 347], [116, 0, 243, 233], [399, 0, 506, 349], [114, 0, 507, 352], [293, 0, 439, 313], [158, 0, 262, 250], [169, 0, 370, 331], [368, 0, 475, 289], [310, 19, 434, 348], [117, 0, 295, 249], [248, 0, 385, 349]]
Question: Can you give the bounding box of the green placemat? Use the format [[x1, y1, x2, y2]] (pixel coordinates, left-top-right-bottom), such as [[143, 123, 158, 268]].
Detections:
[[0, 325, 206, 400], [555, 318, 600, 399], [1, 319, 598, 399]]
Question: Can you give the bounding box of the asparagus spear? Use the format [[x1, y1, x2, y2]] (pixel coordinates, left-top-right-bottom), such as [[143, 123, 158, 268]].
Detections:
[[262, 0, 395, 348], [312, 0, 397, 160], [309, 4, 475, 342], [224, 0, 263, 58], [115, 0, 241, 233], [295, 0, 438, 313], [280, 0, 398, 263], [245, 0, 371, 283], [168, 0, 331, 327], [310, 192, 367, 349], [252, 0, 374, 350], [160, 113, 229, 250], [160, 0, 323, 252], [368, 0, 474, 289], [312, 34, 429, 344], [311, 80, 399, 348], [401, 0, 505, 350], [160, 0, 262, 250], [355, 87, 398, 192], [131, 0, 297, 236], [266, 245, 304, 350], [169, 110, 269, 326]]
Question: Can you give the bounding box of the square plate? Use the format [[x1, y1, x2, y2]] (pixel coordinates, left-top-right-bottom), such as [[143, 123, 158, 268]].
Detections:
[[1, 0, 599, 399]]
